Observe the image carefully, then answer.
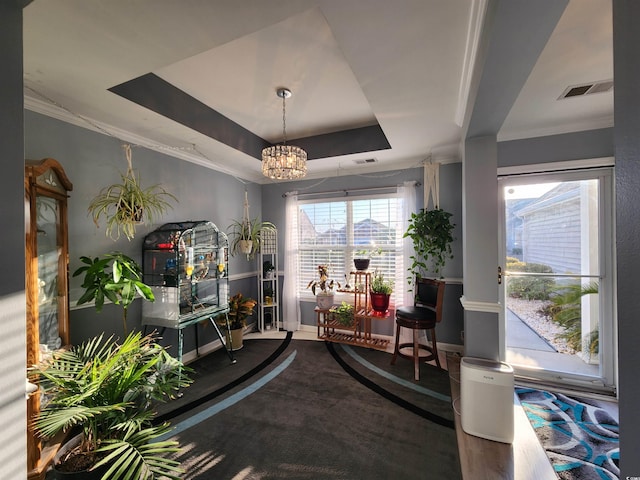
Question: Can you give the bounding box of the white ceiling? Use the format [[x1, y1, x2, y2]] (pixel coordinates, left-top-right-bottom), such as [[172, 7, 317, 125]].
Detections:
[[23, 0, 612, 184]]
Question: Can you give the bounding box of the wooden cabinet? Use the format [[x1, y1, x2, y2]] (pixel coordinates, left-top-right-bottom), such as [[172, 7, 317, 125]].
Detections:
[[25, 158, 73, 479]]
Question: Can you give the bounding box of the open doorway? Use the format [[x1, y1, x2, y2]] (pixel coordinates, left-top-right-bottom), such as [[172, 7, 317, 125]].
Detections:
[[499, 168, 615, 394]]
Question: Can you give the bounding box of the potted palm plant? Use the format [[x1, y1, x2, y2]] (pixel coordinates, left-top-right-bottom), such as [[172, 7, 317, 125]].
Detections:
[[30, 332, 191, 480], [307, 264, 341, 309], [369, 270, 394, 313], [218, 292, 257, 350], [87, 146, 177, 241]]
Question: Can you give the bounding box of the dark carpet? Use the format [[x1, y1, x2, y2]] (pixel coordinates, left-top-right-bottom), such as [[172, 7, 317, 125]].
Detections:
[[157, 335, 461, 479], [516, 387, 619, 480]]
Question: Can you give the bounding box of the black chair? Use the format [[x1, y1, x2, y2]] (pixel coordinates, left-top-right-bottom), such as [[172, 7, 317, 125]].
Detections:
[[391, 277, 445, 380]]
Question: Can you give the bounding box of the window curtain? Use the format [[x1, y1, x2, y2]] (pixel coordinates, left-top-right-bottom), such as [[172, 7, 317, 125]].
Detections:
[[396, 181, 417, 308], [282, 192, 301, 331], [397, 182, 417, 346]]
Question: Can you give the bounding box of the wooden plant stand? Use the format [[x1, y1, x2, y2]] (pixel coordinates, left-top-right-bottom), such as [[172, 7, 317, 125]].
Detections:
[[316, 271, 390, 351]]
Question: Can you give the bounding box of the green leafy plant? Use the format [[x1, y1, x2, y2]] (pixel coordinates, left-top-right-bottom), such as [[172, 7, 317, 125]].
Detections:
[[31, 332, 191, 480], [506, 257, 556, 300], [224, 292, 257, 330], [88, 169, 177, 242], [355, 247, 382, 258], [330, 301, 354, 326], [404, 208, 455, 282], [307, 264, 341, 295], [546, 281, 599, 354], [73, 252, 154, 334], [370, 270, 393, 294], [228, 217, 276, 260]]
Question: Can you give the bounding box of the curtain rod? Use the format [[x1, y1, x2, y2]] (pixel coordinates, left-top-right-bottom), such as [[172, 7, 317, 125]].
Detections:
[[283, 181, 420, 198]]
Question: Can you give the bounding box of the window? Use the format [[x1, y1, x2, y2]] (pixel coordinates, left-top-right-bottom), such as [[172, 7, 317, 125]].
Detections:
[[297, 194, 405, 304]]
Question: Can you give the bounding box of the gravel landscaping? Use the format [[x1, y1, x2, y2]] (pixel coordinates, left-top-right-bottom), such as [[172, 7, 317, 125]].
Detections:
[[507, 297, 575, 354]]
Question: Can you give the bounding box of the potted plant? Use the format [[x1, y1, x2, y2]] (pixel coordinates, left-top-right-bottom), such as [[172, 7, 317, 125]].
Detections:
[[30, 332, 191, 480], [73, 252, 155, 335], [307, 264, 341, 309], [330, 301, 355, 326], [219, 292, 257, 350], [263, 260, 276, 279], [228, 217, 276, 260], [87, 146, 177, 241], [353, 247, 382, 271], [263, 285, 274, 304], [404, 207, 455, 284], [369, 270, 394, 313]]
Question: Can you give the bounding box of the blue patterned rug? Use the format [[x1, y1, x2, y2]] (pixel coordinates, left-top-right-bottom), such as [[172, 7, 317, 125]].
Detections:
[[516, 388, 619, 480]]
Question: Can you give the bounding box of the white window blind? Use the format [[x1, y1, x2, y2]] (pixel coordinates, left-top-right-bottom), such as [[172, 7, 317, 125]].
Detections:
[[297, 194, 405, 304]]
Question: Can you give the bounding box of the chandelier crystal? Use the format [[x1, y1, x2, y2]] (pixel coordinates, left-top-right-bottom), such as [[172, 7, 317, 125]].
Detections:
[[262, 88, 307, 180]]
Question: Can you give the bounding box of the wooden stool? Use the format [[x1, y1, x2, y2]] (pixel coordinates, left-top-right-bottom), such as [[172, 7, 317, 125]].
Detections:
[[391, 278, 445, 380]]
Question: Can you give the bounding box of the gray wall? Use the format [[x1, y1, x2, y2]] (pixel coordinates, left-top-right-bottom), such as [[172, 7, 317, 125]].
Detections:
[[498, 128, 613, 168], [25, 111, 261, 356], [613, 0, 640, 475], [0, 2, 28, 477]]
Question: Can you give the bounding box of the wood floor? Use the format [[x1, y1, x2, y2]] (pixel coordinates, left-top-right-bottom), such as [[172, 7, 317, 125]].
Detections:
[[446, 353, 557, 480]]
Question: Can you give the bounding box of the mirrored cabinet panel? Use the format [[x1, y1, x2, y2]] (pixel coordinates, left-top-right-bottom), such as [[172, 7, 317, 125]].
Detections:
[[25, 158, 73, 479]]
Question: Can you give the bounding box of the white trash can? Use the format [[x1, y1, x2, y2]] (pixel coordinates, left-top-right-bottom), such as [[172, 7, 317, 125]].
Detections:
[[460, 356, 514, 443]]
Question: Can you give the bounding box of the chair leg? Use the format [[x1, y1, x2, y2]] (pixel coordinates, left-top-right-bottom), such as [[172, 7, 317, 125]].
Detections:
[[391, 322, 401, 365], [430, 328, 441, 369], [413, 328, 420, 381]]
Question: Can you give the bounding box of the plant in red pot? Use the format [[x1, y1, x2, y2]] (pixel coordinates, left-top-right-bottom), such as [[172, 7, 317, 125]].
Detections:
[[369, 270, 393, 313]]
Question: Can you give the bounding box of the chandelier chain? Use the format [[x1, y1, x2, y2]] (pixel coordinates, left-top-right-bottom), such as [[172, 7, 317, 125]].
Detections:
[[282, 92, 287, 145]]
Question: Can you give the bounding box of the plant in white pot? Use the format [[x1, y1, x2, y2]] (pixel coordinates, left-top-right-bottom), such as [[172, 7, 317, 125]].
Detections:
[[30, 332, 191, 480], [307, 264, 341, 309], [228, 217, 276, 261]]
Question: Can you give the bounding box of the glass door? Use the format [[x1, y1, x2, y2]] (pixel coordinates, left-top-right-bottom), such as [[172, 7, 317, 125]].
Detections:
[[498, 168, 615, 393]]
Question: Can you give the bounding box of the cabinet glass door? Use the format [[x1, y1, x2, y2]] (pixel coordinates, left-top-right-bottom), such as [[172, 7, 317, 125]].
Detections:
[[36, 195, 64, 350]]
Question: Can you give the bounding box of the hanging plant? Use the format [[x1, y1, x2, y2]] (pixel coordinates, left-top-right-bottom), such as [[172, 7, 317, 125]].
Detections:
[[88, 144, 177, 241], [404, 207, 455, 282], [228, 190, 276, 260]]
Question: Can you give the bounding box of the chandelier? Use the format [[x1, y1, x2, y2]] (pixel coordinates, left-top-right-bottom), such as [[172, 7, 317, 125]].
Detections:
[[262, 88, 307, 180]]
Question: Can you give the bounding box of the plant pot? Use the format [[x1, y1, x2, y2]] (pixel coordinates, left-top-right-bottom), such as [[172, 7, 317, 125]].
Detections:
[[353, 258, 370, 271], [239, 240, 253, 256], [369, 292, 391, 313], [226, 327, 244, 351], [52, 434, 109, 480], [316, 293, 334, 310], [53, 464, 109, 480]]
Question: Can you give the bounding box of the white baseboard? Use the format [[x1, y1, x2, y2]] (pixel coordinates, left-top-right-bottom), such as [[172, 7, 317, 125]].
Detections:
[[180, 325, 464, 366], [181, 338, 225, 364]]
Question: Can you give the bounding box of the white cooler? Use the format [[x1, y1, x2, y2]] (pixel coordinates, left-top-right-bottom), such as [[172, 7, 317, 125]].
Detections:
[[460, 356, 514, 443]]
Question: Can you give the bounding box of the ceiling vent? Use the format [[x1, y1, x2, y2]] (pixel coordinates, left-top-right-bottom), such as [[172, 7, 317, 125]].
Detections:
[[559, 80, 613, 100], [353, 158, 378, 165]]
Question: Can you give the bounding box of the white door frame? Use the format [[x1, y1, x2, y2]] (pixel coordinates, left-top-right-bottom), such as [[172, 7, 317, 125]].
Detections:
[[497, 163, 617, 393]]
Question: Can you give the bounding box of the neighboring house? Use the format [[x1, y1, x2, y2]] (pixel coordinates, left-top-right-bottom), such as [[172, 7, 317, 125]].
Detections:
[[513, 182, 597, 275]]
